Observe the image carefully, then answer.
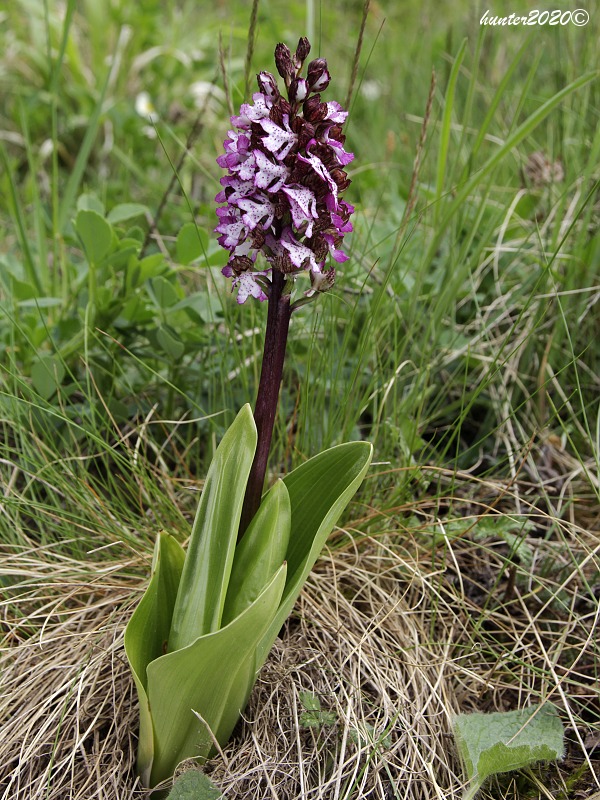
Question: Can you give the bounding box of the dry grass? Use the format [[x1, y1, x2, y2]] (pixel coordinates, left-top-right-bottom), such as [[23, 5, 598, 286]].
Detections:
[[1, 463, 599, 799]]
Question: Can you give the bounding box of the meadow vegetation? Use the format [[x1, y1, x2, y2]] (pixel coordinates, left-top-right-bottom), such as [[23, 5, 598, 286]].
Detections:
[[0, 0, 598, 797]]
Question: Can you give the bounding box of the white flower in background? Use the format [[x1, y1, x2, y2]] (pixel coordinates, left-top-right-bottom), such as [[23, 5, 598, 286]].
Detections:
[[135, 91, 159, 123], [360, 79, 382, 102], [135, 92, 159, 139]]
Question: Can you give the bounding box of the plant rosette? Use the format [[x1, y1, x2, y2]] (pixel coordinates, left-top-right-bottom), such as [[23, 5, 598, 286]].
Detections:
[[125, 404, 372, 790]]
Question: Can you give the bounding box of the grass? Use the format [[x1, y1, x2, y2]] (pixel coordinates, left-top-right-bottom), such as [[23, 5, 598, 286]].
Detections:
[[1, 0, 599, 797]]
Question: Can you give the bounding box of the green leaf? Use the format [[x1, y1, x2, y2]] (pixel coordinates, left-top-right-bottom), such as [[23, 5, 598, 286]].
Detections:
[[435, 38, 467, 213], [167, 770, 223, 799], [299, 690, 322, 711], [147, 564, 286, 787], [300, 710, 337, 728], [453, 703, 565, 799], [157, 326, 185, 360], [222, 479, 290, 626], [8, 276, 37, 301], [18, 297, 63, 309], [298, 693, 337, 727], [77, 193, 105, 215], [107, 203, 149, 224], [176, 223, 209, 265], [149, 275, 181, 309], [31, 355, 65, 399], [124, 533, 186, 787], [75, 209, 113, 264], [168, 404, 257, 650], [256, 440, 372, 664], [138, 253, 166, 280], [169, 292, 223, 323]]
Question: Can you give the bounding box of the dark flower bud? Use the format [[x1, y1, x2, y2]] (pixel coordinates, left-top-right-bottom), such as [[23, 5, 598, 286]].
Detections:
[[274, 43, 295, 83], [330, 168, 351, 191], [303, 95, 328, 123], [298, 121, 316, 149], [257, 71, 280, 98], [290, 115, 305, 134], [307, 58, 330, 92], [250, 227, 266, 249], [288, 77, 308, 104], [229, 255, 254, 274], [310, 235, 330, 262], [294, 37, 311, 67], [269, 103, 285, 126]]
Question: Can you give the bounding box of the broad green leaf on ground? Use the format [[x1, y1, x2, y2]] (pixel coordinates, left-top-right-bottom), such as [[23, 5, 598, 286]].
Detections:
[[147, 564, 286, 788], [167, 770, 222, 799], [75, 209, 113, 263], [168, 404, 257, 650], [256, 440, 372, 664], [124, 533, 186, 786], [453, 703, 564, 799]]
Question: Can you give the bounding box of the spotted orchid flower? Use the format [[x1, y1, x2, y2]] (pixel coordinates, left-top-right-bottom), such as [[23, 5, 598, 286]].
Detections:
[[215, 38, 354, 303]]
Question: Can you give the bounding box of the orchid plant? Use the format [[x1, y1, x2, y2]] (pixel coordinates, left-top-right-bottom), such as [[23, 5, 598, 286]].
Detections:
[[125, 38, 371, 794]]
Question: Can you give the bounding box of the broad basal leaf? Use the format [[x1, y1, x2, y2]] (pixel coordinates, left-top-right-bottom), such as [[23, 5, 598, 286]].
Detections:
[[147, 564, 286, 787], [257, 440, 372, 664], [222, 478, 290, 626], [124, 533, 186, 786], [168, 404, 257, 650]]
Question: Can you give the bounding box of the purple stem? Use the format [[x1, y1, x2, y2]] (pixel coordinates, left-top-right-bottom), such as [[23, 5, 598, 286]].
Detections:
[[239, 269, 292, 538]]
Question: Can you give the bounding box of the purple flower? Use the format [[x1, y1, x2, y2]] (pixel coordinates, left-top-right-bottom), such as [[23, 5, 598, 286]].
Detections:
[[222, 265, 270, 304], [215, 37, 355, 303]]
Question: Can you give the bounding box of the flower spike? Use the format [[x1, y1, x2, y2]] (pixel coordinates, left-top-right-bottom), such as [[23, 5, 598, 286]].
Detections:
[[215, 37, 354, 303]]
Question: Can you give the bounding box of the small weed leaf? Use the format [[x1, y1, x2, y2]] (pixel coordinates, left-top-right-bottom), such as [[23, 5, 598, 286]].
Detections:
[[157, 326, 185, 360], [75, 209, 112, 264], [31, 355, 65, 399], [149, 275, 182, 309], [453, 703, 564, 798], [166, 770, 223, 799], [107, 203, 149, 224], [300, 710, 337, 728], [299, 690, 322, 712], [176, 223, 209, 265], [76, 193, 105, 215], [299, 691, 337, 728]]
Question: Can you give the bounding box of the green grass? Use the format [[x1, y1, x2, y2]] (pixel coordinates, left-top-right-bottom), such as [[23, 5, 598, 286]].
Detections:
[[0, 1, 599, 798]]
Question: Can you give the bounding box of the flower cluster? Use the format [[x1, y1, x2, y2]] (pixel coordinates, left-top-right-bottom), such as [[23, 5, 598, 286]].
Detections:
[[215, 37, 355, 303]]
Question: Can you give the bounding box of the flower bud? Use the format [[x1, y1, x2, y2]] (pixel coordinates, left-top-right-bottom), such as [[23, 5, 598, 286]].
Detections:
[[307, 59, 330, 92], [308, 266, 335, 295], [303, 95, 328, 123], [257, 71, 280, 98], [288, 77, 308, 104], [274, 43, 295, 83], [294, 37, 311, 67]]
